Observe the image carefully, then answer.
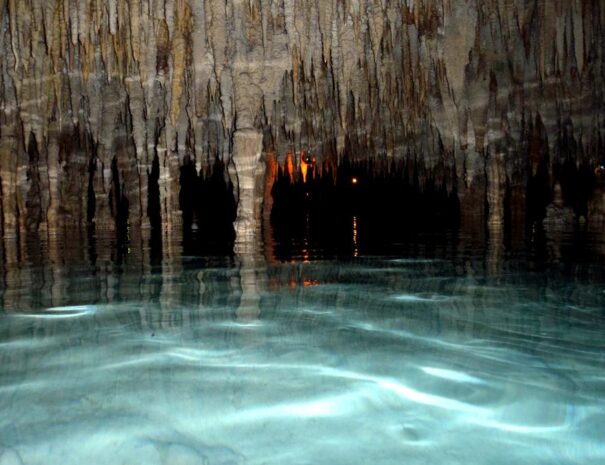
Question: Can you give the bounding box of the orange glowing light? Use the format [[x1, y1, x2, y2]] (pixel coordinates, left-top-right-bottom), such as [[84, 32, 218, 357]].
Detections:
[[351, 177, 359, 184], [303, 279, 319, 287], [285, 152, 295, 182], [301, 158, 309, 183], [300, 150, 316, 183]]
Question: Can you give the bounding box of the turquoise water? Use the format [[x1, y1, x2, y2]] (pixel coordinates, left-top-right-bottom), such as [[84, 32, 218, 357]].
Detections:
[[1, 230, 605, 464]]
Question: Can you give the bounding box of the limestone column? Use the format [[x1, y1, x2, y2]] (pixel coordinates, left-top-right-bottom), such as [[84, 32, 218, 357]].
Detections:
[[232, 129, 265, 250]]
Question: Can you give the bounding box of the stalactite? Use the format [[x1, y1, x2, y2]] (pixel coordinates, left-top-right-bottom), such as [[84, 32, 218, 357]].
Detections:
[[0, 0, 603, 241]]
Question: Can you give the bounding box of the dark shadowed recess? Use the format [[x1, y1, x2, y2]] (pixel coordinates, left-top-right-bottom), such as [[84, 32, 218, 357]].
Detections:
[[268, 155, 603, 261], [147, 152, 164, 265], [179, 156, 237, 256], [21, 138, 600, 262], [270, 157, 459, 259]]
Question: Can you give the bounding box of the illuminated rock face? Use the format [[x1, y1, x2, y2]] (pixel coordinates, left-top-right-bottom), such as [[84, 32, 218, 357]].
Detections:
[[0, 0, 604, 240]]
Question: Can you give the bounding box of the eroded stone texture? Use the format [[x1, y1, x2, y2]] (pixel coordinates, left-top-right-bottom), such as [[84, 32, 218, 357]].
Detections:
[[0, 0, 604, 241]]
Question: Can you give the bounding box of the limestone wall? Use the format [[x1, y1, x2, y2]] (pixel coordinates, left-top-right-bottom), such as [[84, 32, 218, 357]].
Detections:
[[0, 0, 603, 239]]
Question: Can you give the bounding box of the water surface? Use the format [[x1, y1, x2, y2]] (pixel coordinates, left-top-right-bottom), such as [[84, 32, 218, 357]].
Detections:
[[1, 228, 604, 464]]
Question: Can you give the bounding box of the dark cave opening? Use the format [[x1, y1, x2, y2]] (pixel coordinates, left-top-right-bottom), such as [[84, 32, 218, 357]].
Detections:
[[109, 156, 130, 236], [25, 133, 42, 233], [179, 157, 237, 255], [556, 159, 597, 219], [147, 152, 163, 265], [526, 160, 551, 225], [268, 153, 605, 260], [270, 158, 460, 258], [147, 152, 162, 230]]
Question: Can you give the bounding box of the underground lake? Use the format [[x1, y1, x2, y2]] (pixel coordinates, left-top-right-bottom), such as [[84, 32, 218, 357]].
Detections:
[[1, 0, 605, 463]]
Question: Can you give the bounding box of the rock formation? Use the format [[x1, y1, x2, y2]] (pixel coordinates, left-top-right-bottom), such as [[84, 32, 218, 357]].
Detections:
[[0, 0, 604, 243]]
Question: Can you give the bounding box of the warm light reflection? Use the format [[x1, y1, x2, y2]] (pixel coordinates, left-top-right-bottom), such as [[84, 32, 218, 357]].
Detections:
[[351, 177, 359, 184], [352, 215, 359, 257]]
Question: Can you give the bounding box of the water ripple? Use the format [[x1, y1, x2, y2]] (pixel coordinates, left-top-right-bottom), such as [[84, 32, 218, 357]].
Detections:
[[420, 366, 485, 385], [13, 305, 97, 319]]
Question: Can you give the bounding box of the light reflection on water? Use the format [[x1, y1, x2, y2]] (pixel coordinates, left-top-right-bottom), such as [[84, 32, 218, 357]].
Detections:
[[0, 229, 605, 464]]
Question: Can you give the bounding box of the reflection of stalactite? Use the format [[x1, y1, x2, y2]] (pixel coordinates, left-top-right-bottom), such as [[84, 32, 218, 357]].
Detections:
[[235, 255, 262, 322], [486, 224, 504, 276], [2, 231, 605, 346]]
